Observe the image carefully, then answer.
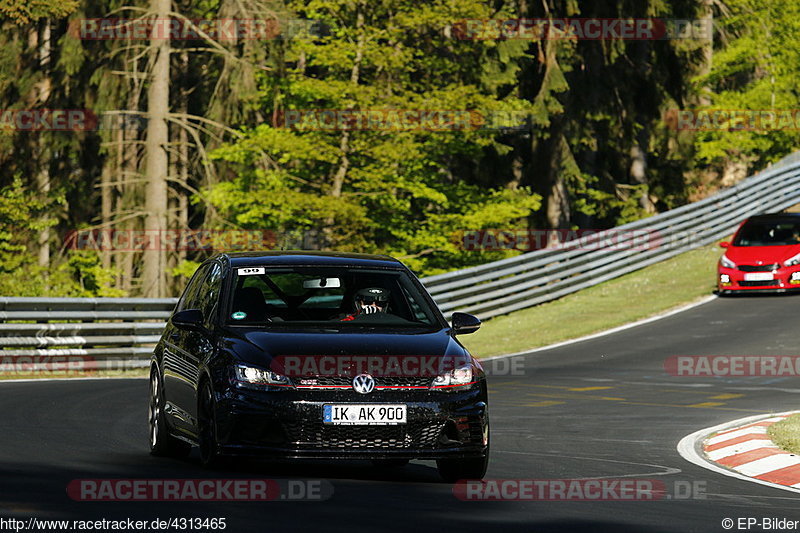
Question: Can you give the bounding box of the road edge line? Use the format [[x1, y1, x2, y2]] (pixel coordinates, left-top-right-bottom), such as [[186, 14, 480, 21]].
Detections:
[[482, 294, 717, 362]]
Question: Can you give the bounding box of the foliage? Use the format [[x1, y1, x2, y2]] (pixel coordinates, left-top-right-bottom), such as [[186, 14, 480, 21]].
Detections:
[[171, 260, 202, 280], [692, 0, 800, 172], [0, 0, 797, 292], [0, 0, 78, 24], [0, 179, 122, 296], [207, 0, 541, 275]]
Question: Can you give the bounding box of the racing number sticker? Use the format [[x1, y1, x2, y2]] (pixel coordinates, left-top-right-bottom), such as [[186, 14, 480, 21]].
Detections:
[[237, 267, 265, 276]]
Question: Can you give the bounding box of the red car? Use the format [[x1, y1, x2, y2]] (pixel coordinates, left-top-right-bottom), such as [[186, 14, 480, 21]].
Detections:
[[718, 213, 800, 294]]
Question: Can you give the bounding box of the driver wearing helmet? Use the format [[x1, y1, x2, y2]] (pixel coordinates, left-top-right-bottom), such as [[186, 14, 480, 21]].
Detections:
[[340, 287, 390, 321]]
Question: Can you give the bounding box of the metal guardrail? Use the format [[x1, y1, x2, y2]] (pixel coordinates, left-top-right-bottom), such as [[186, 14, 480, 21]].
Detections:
[[2, 151, 800, 370], [0, 298, 176, 370], [422, 152, 800, 319]]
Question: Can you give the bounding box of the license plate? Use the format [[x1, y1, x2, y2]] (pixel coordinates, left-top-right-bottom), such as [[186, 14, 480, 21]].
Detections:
[[744, 272, 774, 281], [323, 404, 407, 425]]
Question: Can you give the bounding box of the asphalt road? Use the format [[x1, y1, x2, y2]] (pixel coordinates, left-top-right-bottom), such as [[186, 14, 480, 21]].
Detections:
[[3, 294, 800, 532]]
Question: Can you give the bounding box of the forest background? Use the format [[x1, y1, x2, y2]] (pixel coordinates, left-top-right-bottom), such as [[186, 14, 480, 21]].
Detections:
[[0, 0, 792, 297]]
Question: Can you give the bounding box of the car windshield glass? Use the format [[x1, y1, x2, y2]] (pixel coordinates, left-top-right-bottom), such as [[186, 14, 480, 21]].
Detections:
[[226, 266, 440, 327], [733, 221, 800, 247]]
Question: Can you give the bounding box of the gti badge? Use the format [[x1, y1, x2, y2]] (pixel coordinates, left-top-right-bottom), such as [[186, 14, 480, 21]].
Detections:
[[352, 373, 375, 394]]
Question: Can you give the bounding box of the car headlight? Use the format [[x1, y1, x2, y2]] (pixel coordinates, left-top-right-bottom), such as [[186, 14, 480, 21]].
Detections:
[[785, 253, 800, 267], [720, 255, 736, 269], [432, 365, 474, 389], [233, 364, 291, 388]]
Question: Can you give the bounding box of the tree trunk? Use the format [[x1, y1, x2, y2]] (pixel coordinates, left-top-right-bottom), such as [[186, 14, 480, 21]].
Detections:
[[630, 140, 655, 213], [100, 162, 112, 269], [546, 136, 571, 230], [322, 6, 364, 249], [142, 0, 171, 297], [176, 50, 190, 268], [32, 22, 52, 269], [699, 0, 713, 106]]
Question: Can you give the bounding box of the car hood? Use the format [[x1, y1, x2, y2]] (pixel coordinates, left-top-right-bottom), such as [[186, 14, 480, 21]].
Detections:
[[723, 244, 800, 265], [219, 326, 471, 369]]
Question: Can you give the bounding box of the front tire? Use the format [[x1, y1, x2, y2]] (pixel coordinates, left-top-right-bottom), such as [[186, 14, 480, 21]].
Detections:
[[149, 368, 191, 458], [437, 422, 490, 482], [198, 381, 225, 468]]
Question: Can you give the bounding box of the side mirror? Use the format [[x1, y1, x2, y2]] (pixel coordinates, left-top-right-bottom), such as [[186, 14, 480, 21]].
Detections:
[[719, 241, 730, 248], [172, 309, 204, 331], [452, 312, 481, 335]]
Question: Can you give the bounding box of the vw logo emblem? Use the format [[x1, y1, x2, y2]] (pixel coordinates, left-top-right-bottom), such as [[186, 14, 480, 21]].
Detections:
[[352, 373, 375, 394]]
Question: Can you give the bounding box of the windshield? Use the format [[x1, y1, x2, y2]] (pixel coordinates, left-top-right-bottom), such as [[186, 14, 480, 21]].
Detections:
[[226, 266, 440, 328], [733, 220, 800, 247]]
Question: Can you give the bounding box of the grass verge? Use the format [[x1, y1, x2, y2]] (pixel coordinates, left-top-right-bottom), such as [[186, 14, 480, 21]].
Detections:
[[767, 414, 800, 455], [0, 368, 149, 380], [461, 242, 721, 358]]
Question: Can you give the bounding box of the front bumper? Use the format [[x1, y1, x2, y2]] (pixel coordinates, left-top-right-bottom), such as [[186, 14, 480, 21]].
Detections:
[[213, 383, 489, 460], [718, 265, 800, 293]]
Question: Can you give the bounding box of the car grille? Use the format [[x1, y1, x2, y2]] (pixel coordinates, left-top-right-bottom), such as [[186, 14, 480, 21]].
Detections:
[[739, 280, 780, 287], [283, 419, 445, 449], [294, 376, 433, 389], [738, 264, 779, 272]]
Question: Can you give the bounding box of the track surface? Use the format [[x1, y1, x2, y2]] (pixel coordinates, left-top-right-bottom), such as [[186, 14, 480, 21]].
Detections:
[[3, 295, 800, 532]]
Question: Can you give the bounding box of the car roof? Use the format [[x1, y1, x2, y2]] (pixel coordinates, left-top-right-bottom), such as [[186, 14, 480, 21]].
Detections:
[[219, 250, 404, 269]]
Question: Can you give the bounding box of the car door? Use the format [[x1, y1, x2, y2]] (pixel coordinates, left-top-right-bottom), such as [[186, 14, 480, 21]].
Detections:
[[182, 260, 224, 429], [163, 263, 210, 435]]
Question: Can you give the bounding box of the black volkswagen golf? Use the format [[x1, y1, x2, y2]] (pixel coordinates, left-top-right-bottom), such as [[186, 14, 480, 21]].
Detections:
[[149, 251, 489, 481]]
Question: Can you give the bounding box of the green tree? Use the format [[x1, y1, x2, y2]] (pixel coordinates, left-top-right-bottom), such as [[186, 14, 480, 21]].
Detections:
[[207, 0, 541, 275], [692, 0, 800, 173], [0, 178, 122, 296], [0, 0, 78, 24]]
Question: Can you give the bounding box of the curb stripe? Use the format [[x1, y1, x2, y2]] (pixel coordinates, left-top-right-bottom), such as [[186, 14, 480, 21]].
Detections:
[[736, 454, 800, 477], [755, 463, 800, 485], [706, 425, 767, 445], [707, 439, 779, 461], [705, 434, 771, 452], [712, 422, 771, 439], [716, 448, 786, 468], [697, 411, 800, 490]]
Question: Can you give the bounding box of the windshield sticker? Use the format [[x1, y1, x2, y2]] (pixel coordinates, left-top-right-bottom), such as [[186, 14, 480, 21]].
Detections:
[[237, 267, 265, 276], [231, 311, 247, 320]]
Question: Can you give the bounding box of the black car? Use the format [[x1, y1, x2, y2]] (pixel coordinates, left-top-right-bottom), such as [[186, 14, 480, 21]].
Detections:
[[148, 251, 489, 481]]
